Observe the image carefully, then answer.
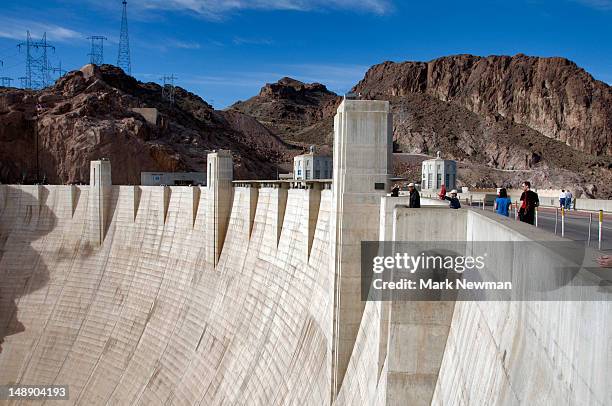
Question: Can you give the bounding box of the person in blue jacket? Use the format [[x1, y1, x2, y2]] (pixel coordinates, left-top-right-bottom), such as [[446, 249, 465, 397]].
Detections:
[[494, 188, 512, 217]]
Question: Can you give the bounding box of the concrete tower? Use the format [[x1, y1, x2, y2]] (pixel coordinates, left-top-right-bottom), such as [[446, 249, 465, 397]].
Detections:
[[330, 99, 393, 398], [206, 150, 234, 267]]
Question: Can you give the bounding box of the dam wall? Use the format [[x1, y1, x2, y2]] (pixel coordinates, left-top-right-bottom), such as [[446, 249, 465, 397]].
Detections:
[[1, 98, 610, 405], [335, 207, 610, 406], [0, 183, 335, 405]]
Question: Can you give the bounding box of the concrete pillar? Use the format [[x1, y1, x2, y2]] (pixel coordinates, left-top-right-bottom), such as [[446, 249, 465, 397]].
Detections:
[[330, 99, 393, 399], [88, 159, 112, 245], [206, 150, 233, 267]]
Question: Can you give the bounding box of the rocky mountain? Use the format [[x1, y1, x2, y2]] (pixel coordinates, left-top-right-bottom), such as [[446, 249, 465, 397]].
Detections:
[[354, 54, 612, 156], [230, 77, 340, 149], [0, 64, 295, 184], [232, 55, 612, 197], [1, 55, 610, 197]]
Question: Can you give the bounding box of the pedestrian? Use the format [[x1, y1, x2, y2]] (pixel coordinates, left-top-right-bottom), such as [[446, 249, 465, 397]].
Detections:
[[565, 190, 572, 210], [494, 188, 512, 217], [518, 181, 539, 225], [438, 184, 447, 200], [408, 182, 420, 208], [559, 189, 566, 209], [443, 189, 461, 209], [391, 183, 400, 197]]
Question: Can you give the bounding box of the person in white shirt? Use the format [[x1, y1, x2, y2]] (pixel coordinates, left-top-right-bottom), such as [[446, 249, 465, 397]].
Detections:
[[559, 190, 566, 208], [565, 190, 573, 210]]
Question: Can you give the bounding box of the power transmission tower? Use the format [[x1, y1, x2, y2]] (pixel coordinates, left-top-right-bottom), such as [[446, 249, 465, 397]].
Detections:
[[17, 31, 55, 89], [117, 0, 131, 75], [52, 61, 67, 78], [160, 74, 177, 104], [0, 77, 13, 87], [19, 77, 28, 88], [87, 35, 107, 65]]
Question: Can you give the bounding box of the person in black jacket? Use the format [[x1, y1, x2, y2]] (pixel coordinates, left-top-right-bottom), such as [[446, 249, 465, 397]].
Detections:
[[408, 183, 420, 208], [390, 184, 400, 197], [518, 181, 539, 225], [444, 189, 461, 209]]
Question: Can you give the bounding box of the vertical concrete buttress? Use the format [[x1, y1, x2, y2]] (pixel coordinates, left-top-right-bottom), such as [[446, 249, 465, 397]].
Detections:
[[330, 99, 393, 399], [88, 159, 112, 245], [206, 150, 234, 267]]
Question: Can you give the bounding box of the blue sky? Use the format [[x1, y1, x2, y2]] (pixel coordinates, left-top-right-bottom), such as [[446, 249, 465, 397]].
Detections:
[[0, 0, 610, 108]]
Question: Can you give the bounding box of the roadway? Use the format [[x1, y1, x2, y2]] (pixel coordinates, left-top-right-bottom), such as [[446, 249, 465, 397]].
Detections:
[[470, 204, 612, 252]]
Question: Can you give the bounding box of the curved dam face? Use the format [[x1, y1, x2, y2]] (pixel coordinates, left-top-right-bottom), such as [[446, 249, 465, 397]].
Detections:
[[0, 99, 610, 405], [0, 184, 334, 405]]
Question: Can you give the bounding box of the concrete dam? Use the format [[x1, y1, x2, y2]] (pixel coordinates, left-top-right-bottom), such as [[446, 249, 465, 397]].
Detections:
[[0, 100, 609, 405]]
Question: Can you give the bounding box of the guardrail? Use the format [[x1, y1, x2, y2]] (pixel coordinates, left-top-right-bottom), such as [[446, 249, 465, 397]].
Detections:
[[422, 191, 608, 250]]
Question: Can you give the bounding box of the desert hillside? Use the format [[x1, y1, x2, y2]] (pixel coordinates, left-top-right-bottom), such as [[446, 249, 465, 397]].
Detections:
[[0, 64, 296, 184]]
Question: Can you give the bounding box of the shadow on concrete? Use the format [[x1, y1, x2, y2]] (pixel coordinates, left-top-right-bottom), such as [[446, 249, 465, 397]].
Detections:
[[0, 186, 55, 354]]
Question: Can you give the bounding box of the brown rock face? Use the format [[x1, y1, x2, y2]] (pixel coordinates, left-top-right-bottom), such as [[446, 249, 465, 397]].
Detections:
[[229, 77, 341, 147], [230, 56, 611, 197], [354, 54, 612, 156], [0, 64, 294, 184]]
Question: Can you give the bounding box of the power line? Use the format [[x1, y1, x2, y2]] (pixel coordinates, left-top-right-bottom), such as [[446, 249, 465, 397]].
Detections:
[[52, 61, 67, 78], [17, 31, 55, 90], [0, 77, 13, 87], [87, 35, 107, 65], [160, 74, 177, 104], [117, 0, 131, 75]]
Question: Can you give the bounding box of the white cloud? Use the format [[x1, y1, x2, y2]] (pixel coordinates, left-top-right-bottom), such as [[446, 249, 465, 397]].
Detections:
[[171, 40, 202, 49], [232, 36, 274, 45], [574, 0, 612, 10], [132, 0, 393, 18], [0, 17, 83, 42]]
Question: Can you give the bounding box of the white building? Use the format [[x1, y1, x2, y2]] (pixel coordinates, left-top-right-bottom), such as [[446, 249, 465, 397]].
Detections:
[[421, 151, 457, 190], [293, 146, 332, 180]]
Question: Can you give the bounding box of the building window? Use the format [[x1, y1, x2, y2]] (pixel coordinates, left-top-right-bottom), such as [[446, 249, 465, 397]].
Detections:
[[437, 174, 442, 189], [315, 170, 320, 178], [305, 170, 311, 179]]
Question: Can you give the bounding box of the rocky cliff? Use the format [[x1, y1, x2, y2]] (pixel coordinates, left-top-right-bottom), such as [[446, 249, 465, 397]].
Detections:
[[0, 64, 294, 184], [354, 54, 612, 156], [1, 56, 610, 197], [230, 77, 340, 148], [231, 55, 611, 197]]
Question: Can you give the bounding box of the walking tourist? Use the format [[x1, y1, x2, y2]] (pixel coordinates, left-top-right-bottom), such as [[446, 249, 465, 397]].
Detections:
[[494, 188, 512, 217], [408, 183, 420, 208], [518, 180, 540, 225], [565, 190, 573, 210], [519, 181, 539, 225]]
